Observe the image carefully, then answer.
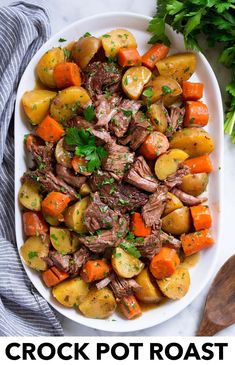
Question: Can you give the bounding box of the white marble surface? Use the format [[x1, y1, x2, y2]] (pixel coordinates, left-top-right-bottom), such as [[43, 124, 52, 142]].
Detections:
[[2, 0, 235, 336]]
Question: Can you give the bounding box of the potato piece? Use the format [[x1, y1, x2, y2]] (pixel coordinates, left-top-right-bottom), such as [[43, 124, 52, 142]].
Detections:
[[147, 102, 168, 133], [163, 192, 183, 217], [156, 53, 196, 83], [101, 29, 137, 57], [112, 247, 144, 278], [79, 183, 91, 197], [50, 227, 79, 254], [154, 149, 189, 180], [157, 266, 190, 299], [55, 138, 72, 168], [19, 181, 41, 211], [72, 36, 101, 69], [36, 47, 65, 88], [169, 127, 214, 157], [52, 277, 89, 307], [64, 196, 90, 233], [135, 268, 163, 304], [43, 214, 60, 227], [162, 207, 192, 235], [22, 90, 57, 125], [20, 236, 50, 271], [179, 173, 208, 197], [142, 76, 182, 107], [50, 86, 91, 123], [122, 66, 152, 100], [79, 287, 116, 319]]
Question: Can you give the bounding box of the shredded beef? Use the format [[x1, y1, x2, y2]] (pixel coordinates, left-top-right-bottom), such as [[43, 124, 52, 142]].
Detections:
[[96, 276, 113, 290], [22, 169, 78, 200], [124, 156, 159, 193], [84, 61, 122, 99], [95, 94, 121, 129], [109, 99, 142, 138], [69, 246, 90, 275], [171, 188, 207, 206], [164, 164, 190, 189], [25, 134, 54, 169], [142, 186, 168, 228], [102, 140, 134, 181], [160, 231, 181, 250], [84, 192, 118, 233], [47, 251, 71, 272], [109, 276, 141, 300], [120, 111, 151, 150], [165, 105, 185, 137], [56, 164, 87, 187], [136, 231, 162, 260]]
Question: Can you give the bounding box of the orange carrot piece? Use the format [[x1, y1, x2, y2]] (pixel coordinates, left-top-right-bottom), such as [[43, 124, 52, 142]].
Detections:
[[131, 212, 152, 237], [139, 131, 169, 160], [23, 211, 48, 236], [71, 156, 91, 176], [42, 192, 71, 217], [36, 115, 64, 143], [117, 47, 142, 67], [181, 229, 215, 256], [183, 154, 213, 174], [182, 81, 204, 101], [119, 295, 142, 320], [53, 62, 81, 89], [150, 247, 180, 280], [184, 101, 209, 127], [190, 205, 212, 231], [142, 43, 169, 70], [25, 134, 41, 150], [42, 266, 69, 287], [81, 260, 111, 283]]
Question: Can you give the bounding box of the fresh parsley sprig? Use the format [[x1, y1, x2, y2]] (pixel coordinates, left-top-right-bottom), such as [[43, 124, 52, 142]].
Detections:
[[65, 128, 107, 172], [148, 0, 235, 142]]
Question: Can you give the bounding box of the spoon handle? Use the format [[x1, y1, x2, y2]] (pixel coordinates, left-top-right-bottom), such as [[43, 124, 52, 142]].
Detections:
[[197, 312, 225, 336]]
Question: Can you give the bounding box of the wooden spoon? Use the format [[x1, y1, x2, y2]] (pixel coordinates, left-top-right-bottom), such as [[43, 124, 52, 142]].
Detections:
[[197, 255, 235, 336]]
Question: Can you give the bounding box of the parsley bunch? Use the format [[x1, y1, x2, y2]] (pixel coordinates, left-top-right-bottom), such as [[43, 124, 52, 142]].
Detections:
[[65, 128, 107, 172], [148, 0, 235, 142]]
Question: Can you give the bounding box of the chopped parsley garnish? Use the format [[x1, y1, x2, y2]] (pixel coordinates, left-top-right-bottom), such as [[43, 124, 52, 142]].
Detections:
[[63, 48, 71, 59], [65, 128, 107, 172], [58, 38, 67, 42], [83, 105, 95, 121], [102, 34, 111, 38], [121, 109, 133, 118], [83, 32, 91, 38], [161, 85, 172, 95], [143, 86, 154, 98], [120, 242, 141, 258], [28, 251, 38, 260]]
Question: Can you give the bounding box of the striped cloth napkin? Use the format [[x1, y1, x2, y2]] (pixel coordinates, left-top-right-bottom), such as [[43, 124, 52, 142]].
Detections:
[[0, 1, 63, 336]]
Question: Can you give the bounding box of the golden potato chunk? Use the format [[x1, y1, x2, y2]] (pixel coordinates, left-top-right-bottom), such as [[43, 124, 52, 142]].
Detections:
[[52, 277, 89, 307], [79, 287, 116, 319], [179, 173, 209, 197], [50, 86, 91, 123], [79, 183, 91, 197], [36, 47, 65, 88], [156, 53, 196, 82], [112, 247, 144, 278], [147, 102, 168, 133], [72, 36, 101, 69], [154, 149, 189, 180], [101, 29, 137, 57], [64, 197, 90, 233], [22, 89, 57, 125], [50, 227, 80, 254], [169, 127, 214, 157], [157, 267, 190, 299], [163, 192, 183, 217], [122, 66, 152, 100], [20, 236, 50, 271], [135, 268, 163, 304], [55, 138, 72, 168], [142, 76, 182, 106], [161, 207, 192, 235], [19, 181, 41, 211]]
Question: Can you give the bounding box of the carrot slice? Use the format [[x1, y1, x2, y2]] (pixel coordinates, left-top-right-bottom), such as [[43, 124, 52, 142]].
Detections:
[[182, 81, 204, 101], [53, 62, 81, 89], [181, 229, 214, 256], [183, 154, 213, 174], [71, 156, 91, 176], [139, 131, 169, 160], [131, 212, 152, 237], [42, 266, 69, 287], [117, 47, 142, 67], [142, 43, 169, 70], [119, 295, 142, 319], [36, 115, 64, 143], [23, 212, 48, 236], [81, 260, 111, 283], [184, 101, 209, 127], [42, 192, 71, 217], [150, 247, 180, 280], [190, 205, 212, 231]]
